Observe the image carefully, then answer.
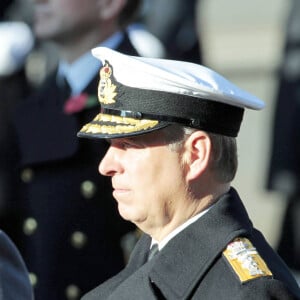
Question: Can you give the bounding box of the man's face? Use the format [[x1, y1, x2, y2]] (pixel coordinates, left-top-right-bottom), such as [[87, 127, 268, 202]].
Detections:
[[99, 130, 188, 235], [32, 0, 100, 41]]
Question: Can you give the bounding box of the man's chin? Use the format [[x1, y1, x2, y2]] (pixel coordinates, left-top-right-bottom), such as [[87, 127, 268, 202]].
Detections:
[[117, 205, 139, 224], [118, 209, 132, 222]]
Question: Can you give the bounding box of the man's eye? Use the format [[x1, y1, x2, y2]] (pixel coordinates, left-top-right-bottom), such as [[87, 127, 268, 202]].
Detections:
[[112, 141, 132, 149], [111, 139, 142, 149], [121, 141, 136, 149]]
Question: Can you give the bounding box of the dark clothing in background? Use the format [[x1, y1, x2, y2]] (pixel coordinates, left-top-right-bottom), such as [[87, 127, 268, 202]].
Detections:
[[12, 34, 137, 300], [0, 229, 33, 300], [267, 0, 300, 271], [143, 0, 202, 63], [0, 69, 32, 248]]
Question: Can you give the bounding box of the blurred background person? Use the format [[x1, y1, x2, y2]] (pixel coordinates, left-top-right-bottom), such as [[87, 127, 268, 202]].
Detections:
[[10, 0, 165, 299], [0, 0, 34, 250], [142, 0, 202, 63], [267, 0, 300, 283]]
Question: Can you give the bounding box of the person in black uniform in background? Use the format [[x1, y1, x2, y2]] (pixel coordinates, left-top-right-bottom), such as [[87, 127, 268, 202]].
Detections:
[[78, 47, 300, 299], [267, 0, 300, 283], [0, 0, 34, 250], [11, 0, 146, 299], [142, 0, 202, 63]]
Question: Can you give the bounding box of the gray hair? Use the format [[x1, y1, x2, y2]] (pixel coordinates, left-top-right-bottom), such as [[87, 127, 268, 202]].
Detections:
[[162, 125, 238, 183]]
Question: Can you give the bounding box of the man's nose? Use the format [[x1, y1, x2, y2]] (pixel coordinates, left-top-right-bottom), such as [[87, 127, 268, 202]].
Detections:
[[98, 146, 120, 176]]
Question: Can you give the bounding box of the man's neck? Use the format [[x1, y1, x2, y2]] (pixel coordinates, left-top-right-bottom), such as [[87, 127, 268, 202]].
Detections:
[[148, 183, 231, 242], [58, 26, 119, 63]]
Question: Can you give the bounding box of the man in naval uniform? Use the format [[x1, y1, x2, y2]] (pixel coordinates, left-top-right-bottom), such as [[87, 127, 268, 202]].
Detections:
[[77, 47, 300, 299], [12, 1, 146, 299]]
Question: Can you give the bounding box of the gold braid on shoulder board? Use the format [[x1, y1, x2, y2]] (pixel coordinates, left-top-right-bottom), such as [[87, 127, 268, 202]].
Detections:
[[223, 237, 273, 283]]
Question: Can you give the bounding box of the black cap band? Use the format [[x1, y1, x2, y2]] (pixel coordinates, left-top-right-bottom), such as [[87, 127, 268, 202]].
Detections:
[[101, 84, 244, 137]]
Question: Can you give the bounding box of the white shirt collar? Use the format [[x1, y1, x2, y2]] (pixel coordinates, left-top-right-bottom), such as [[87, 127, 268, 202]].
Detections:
[[151, 205, 213, 251], [57, 31, 123, 95]]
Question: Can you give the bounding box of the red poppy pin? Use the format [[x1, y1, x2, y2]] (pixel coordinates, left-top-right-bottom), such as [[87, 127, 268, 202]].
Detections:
[[63, 93, 98, 115]]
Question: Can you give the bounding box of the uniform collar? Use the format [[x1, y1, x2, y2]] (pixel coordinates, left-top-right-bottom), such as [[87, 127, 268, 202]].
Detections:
[[148, 188, 253, 300], [151, 206, 212, 251]]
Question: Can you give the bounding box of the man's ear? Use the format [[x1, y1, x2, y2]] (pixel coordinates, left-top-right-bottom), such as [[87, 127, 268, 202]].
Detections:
[[97, 0, 127, 20], [184, 131, 212, 182]]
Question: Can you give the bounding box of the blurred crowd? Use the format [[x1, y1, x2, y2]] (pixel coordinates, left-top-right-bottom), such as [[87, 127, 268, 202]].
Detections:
[[267, 0, 300, 282], [1, 0, 300, 299], [0, 0, 201, 299]]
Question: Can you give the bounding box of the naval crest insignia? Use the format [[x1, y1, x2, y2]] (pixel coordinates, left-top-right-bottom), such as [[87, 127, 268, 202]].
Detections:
[[98, 62, 117, 104]]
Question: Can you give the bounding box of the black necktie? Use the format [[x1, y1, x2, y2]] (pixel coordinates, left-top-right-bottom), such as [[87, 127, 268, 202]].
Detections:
[[147, 244, 159, 261]]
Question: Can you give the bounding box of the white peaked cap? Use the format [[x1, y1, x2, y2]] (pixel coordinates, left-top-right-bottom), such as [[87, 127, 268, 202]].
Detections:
[[92, 47, 264, 110], [78, 47, 265, 140]]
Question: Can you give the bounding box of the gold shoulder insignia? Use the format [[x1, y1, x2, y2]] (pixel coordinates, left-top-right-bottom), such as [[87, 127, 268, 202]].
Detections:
[[223, 237, 273, 283]]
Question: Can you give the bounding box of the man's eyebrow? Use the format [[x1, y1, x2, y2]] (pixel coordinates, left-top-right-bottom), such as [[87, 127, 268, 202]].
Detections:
[[106, 137, 137, 145]]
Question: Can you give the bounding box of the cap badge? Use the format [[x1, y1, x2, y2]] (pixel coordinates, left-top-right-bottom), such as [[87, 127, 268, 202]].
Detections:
[[98, 62, 117, 104]]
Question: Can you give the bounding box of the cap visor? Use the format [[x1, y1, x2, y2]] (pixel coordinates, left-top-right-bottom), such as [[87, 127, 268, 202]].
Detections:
[[77, 113, 169, 139]]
